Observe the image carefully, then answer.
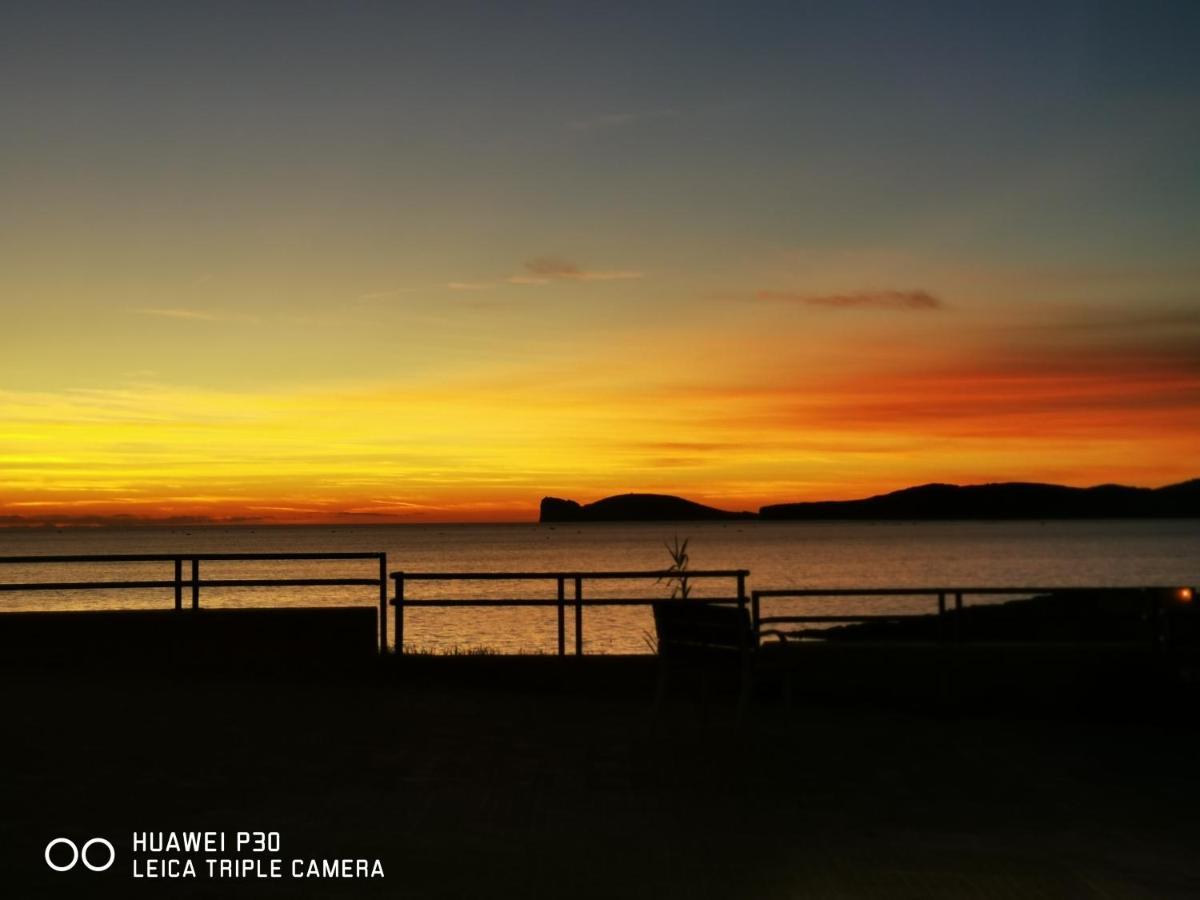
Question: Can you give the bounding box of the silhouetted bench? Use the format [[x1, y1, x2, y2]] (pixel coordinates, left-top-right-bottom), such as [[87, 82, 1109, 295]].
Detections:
[[652, 601, 755, 717]]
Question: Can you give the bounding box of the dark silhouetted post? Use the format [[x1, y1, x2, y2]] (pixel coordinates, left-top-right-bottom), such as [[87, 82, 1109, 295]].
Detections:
[[737, 572, 747, 654], [394, 574, 405, 655], [557, 577, 565, 656], [174, 558, 182, 611], [378, 554, 388, 653], [937, 590, 950, 708], [954, 591, 963, 642], [191, 558, 200, 610], [574, 577, 583, 655]]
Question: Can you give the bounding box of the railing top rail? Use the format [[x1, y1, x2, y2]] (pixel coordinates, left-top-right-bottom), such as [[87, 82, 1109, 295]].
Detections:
[[392, 596, 746, 608], [0, 577, 385, 592], [390, 569, 749, 581], [752, 586, 1188, 597], [0, 552, 386, 565]]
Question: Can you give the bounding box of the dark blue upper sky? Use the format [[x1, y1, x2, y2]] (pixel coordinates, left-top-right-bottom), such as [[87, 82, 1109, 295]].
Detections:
[[2, 1, 1199, 516]]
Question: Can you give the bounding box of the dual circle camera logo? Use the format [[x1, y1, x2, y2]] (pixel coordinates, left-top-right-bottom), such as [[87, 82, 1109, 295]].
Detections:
[[45, 837, 115, 873]]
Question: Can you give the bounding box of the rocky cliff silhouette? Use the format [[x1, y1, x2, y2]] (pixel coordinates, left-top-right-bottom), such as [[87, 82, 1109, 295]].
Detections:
[[540, 480, 1200, 522], [760, 479, 1200, 520], [539, 493, 755, 522]]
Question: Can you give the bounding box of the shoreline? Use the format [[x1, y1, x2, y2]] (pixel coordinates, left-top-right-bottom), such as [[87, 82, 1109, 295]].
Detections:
[[2, 515, 1200, 536]]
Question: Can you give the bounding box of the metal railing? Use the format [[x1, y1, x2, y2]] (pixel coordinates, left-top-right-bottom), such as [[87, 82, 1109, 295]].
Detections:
[[0, 553, 390, 650], [6, 558, 1189, 658], [751, 586, 1193, 645], [390, 569, 749, 655]]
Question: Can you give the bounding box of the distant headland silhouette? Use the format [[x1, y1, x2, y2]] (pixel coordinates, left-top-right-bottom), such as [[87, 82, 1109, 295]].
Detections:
[[539, 479, 1200, 522], [540, 494, 756, 522]]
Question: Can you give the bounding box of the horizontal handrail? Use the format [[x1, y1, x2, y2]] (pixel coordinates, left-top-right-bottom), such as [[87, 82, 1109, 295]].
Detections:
[[0, 552, 384, 564], [0, 580, 185, 592], [0, 578, 383, 592], [758, 613, 930, 623], [393, 596, 745, 608], [391, 569, 747, 581], [753, 586, 1186, 597]]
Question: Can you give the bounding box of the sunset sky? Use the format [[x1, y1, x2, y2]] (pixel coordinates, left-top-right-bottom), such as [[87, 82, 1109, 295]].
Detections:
[[3, 1, 1199, 524]]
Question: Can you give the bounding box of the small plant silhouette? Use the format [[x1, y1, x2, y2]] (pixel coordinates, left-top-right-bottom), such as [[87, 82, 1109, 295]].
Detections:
[[644, 534, 693, 653], [658, 534, 691, 600]]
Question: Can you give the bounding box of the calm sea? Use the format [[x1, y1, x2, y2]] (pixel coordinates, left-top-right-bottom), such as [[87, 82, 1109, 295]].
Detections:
[[3, 520, 1198, 654]]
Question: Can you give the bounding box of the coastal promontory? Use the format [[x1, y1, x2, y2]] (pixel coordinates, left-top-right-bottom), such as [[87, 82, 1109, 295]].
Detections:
[[539, 493, 755, 523], [540, 479, 1200, 522]]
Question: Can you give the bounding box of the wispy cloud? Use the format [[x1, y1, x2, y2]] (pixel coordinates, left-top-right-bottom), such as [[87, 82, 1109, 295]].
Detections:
[[131, 307, 259, 322], [756, 289, 944, 310], [446, 281, 496, 291], [512, 257, 643, 284]]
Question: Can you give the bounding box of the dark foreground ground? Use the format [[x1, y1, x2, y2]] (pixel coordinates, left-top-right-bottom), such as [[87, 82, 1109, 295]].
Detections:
[[4, 651, 1200, 899]]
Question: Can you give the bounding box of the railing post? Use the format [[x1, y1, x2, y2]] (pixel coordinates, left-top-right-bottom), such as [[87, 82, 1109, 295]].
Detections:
[[737, 572, 748, 654], [557, 577, 565, 656], [378, 554, 388, 654], [394, 574, 405, 656], [937, 590, 951, 709], [1151, 588, 1165, 653], [574, 577, 583, 656], [751, 590, 761, 636], [954, 591, 963, 642], [729, 573, 748, 657], [174, 558, 182, 611], [191, 558, 200, 610]]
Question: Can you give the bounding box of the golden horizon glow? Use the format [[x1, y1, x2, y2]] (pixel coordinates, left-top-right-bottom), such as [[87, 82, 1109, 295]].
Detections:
[[4, 301, 1198, 525], [4, 6, 1200, 524]]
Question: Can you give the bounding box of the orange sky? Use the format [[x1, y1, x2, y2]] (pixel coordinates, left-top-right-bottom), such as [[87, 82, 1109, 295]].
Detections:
[[4, 5, 1200, 525], [4, 295, 1198, 525]]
